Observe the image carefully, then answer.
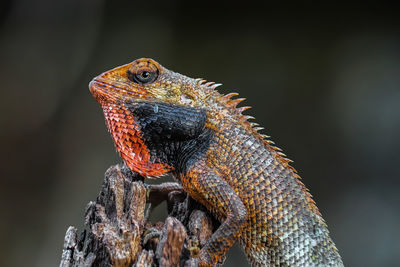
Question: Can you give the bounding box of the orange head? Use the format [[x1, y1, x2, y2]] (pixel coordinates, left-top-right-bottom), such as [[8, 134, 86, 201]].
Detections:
[[89, 58, 220, 109], [89, 58, 222, 177]]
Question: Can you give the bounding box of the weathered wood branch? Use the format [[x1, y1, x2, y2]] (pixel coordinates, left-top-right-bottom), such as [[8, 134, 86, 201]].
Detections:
[[60, 164, 216, 267]]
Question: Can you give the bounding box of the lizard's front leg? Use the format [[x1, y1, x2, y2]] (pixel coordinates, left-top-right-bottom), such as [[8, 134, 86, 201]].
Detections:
[[146, 182, 184, 208], [181, 161, 248, 266]]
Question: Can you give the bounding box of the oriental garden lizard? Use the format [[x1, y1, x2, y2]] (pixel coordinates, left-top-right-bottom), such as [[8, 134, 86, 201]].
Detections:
[[89, 58, 343, 266]]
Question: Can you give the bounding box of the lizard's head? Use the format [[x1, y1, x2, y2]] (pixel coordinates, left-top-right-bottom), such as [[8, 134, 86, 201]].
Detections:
[[89, 58, 217, 109], [89, 58, 221, 177]]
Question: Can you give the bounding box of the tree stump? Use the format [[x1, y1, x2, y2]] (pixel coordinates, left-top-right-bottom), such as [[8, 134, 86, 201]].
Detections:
[[60, 164, 216, 267]]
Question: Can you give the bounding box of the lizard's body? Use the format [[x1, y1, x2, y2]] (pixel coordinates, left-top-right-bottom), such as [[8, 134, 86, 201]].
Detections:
[[90, 58, 343, 266]]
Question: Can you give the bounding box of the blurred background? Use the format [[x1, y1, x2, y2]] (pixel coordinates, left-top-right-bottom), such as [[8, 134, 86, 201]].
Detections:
[[1, 1, 399, 266]]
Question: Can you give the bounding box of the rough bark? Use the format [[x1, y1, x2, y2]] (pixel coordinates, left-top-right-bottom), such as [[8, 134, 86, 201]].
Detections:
[[60, 164, 216, 267]]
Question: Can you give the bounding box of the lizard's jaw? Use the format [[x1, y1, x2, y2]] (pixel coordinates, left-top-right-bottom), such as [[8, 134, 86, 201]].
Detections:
[[89, 78, 116, 104], [89, 78, 144, 105]]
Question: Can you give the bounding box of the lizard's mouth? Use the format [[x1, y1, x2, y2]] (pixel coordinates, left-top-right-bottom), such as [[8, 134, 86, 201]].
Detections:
[[89, 78, 142, 104], [90, 78, 117, 103]]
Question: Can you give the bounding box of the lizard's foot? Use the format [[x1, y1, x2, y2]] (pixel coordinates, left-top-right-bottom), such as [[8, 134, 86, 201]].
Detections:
[[142, 227, 163, 246], [145, 182, 186, 218], [146, 182, 184, 207]]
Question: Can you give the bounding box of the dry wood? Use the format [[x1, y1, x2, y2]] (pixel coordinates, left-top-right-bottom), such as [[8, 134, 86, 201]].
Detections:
[[60, 164, 216, 267]]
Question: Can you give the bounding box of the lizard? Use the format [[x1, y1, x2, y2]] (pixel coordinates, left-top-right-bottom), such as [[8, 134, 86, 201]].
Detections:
[[89, 58, 344, 266]]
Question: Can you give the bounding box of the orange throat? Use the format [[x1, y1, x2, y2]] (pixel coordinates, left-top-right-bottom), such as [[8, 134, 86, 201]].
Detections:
[[101, 102, 173, 177]]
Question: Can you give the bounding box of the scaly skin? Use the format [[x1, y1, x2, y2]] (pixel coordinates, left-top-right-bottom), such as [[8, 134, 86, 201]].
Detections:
[[89, 58, 343, 266]]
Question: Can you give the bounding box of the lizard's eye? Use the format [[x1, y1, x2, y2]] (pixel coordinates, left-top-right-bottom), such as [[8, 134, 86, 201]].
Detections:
[[127, 59, 160, 84], [140, 71, 150, 79], [128, 69, 158, 84]]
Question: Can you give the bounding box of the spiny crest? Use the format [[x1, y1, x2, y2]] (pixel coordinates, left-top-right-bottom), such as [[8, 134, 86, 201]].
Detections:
[[195, 78, 251, 120], [195, 78, 222, 90], [220, 88, 298, 173], [197, 78, 254, 123], [221, 92, 239, 101], [196, 78, 297, 172]]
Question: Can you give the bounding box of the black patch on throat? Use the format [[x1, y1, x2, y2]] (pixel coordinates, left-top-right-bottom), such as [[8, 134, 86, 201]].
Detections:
[[124, 101, 213, 174]]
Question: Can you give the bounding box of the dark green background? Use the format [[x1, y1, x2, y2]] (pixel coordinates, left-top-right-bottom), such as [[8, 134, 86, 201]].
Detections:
[[1, 1, 399, 266]]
